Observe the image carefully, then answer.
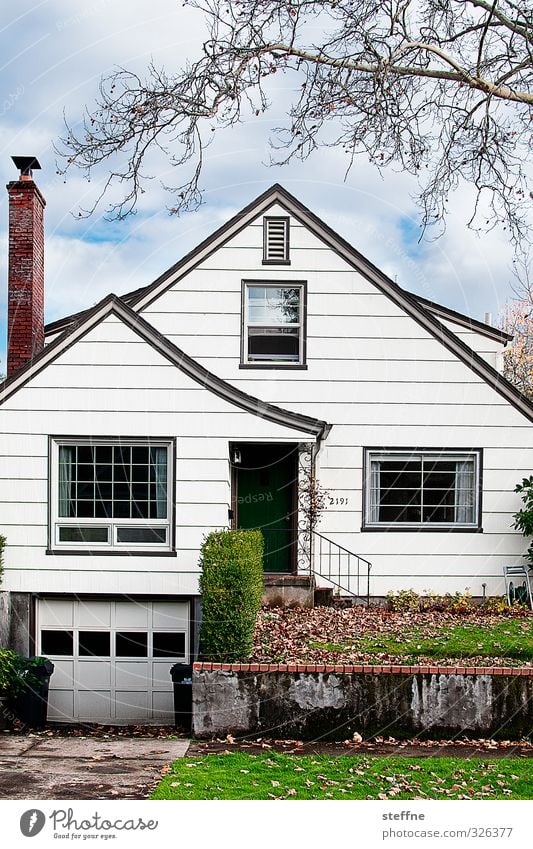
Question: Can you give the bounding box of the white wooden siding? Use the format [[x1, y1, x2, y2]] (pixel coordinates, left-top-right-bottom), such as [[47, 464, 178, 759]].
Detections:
[[0, 315, 314, 596], [4, 198, 531, 599], [138, 204, 532, 596]]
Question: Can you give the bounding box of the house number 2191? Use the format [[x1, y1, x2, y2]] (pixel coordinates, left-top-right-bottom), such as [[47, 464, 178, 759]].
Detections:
[[328, 497, 349, 506]]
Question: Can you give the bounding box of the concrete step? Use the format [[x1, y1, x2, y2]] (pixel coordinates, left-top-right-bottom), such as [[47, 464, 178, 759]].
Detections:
[[262, 574, 315, 608]]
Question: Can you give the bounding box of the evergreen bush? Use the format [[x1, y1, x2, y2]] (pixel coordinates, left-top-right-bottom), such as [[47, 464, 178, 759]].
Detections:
[[199, 529, 263, 662]]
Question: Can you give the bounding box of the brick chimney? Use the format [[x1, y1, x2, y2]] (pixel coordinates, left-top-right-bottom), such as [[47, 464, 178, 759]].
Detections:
[[7, 156, 45, 376]]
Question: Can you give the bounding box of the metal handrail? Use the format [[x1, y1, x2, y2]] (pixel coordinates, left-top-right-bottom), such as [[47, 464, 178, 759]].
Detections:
[[309, 530, 372, 604]]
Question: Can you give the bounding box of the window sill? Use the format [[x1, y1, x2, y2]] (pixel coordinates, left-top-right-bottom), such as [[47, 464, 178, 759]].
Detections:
[[261, 260, 291, 266], [361, 525, 483, 533], [239, 363, 308, 370], [46, 549, 178, 557]]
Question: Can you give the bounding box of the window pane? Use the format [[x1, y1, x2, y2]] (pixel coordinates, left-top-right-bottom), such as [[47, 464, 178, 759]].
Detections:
[[76, 482, 94, 500], [153, 632, 185, 658], [248, 287, 300, 324], [113, 482, 131, 501], [79, 631, 110, 657], [77, 446, 94, 464], [95, 446, 112, 463], [131, 483, 149, 501], [248, 326, 300, 361], [379, 503, 422, 523], [59, 526, 109, 543], [41, 630, 73, 656], [132, 446, 149, 464], [57, 442, 169, 537], [76, 501, 95, 518], [95, 482, 112, 500], [132, 464, 150, 482], [131, 501, 150, 518], [368, 453, 477, 526], [117, 526, 167, 544], [115, 446, 131, 465], [116, 632, 148, 657], [113, 500, 131, 518], [94, 500, 112, 518]]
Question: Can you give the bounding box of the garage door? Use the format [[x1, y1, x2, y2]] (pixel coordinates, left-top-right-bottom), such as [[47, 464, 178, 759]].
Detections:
[[37, 598, 190, 724]]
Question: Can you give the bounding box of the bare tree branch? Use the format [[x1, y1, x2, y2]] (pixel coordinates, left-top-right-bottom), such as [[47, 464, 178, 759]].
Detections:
[[57, 0, 532, 263]]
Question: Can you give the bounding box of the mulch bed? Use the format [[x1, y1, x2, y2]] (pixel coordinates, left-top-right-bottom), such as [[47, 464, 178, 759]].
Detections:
[[188, 736, 533, 759]]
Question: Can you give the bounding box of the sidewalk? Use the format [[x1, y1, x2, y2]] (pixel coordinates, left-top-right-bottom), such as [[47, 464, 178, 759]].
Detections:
[[0, 736, 190, 800]]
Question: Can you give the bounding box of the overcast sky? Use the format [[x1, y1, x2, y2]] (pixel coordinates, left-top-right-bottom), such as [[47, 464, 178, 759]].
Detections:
[[0, 0, 527, 369]]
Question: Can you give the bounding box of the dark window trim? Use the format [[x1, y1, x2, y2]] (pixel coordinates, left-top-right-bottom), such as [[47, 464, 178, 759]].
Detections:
[[47, 435, 177, 555], [240, 279, 307, 367], [262, 216, 290, 264], [361, 446, 483, 533]]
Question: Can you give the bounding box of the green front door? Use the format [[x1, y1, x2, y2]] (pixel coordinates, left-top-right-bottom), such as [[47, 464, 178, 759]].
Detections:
[[235, 444, 297, 573]]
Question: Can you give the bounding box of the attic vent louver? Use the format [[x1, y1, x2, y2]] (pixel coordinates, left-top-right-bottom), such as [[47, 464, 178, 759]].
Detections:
[[263, 216, 290, 264]]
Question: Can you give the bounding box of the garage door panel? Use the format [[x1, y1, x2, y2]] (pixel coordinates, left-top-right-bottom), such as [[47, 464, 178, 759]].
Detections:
[[48, 691, 75, 722], [151, 661, 176, 688], [39, 600, 74, 627], [78, 691, 112, 721], [48, 660, 75, 689], [152, 602, 188, 629], [115, 691, 149, 722], [115, 601, 150, 629], [115, 661, 150, 689], [38, 597, 189, 724], [152, 691, 174, 715], [77, 661, 112, 689], [77, 601, 112, 628]]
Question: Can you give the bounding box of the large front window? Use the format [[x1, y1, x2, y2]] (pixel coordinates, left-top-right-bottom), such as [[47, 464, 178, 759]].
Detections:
[[51, 438, 173, 550], [364, 449, 481, 530], [242, 282, 305, 366]]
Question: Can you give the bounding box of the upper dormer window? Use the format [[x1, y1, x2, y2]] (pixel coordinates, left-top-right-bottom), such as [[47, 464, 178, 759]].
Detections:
[[263, 217, 290, 264]]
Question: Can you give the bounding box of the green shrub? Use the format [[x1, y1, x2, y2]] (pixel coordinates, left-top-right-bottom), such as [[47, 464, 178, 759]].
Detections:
[[386, 588, 477, 614], [199, 529, 264, 662], [513, 476, 533, 567], [0, 649, 38, 698]]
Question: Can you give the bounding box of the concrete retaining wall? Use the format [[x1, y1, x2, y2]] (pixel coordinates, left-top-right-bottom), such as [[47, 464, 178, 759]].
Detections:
[[192, 663, 533, 740]]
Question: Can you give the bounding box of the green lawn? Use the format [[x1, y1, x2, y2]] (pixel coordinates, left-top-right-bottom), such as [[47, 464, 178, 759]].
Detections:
[[150, 752, 533, 800], [309, 618, 533, 663]]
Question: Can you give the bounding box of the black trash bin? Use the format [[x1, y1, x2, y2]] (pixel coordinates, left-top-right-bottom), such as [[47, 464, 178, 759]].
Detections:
[[12, 658, 54, 729], [170, 663, 193, 730]]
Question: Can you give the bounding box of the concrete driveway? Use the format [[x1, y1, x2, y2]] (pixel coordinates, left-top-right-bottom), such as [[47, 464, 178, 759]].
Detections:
[[0, 736, 190, 800]]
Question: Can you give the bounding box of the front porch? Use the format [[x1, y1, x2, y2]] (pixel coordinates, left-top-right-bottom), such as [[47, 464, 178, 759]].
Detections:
[[230, 440, 371, 604]]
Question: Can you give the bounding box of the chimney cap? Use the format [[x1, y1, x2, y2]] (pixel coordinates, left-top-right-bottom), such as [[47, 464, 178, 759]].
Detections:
[[11, 155, 42, 178]]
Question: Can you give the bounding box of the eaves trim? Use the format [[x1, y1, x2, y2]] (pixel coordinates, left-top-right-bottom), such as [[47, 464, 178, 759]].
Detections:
[[2, 295, 329, 439]]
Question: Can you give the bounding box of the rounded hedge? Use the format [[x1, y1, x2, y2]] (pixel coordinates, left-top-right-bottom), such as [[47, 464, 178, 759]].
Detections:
[[199, 529, 264, 662]]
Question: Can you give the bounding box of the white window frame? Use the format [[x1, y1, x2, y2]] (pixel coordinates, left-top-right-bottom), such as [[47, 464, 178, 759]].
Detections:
[[50, 437, 174, 552], [242, 281, 306, 367], [363, 448, 482, 531]]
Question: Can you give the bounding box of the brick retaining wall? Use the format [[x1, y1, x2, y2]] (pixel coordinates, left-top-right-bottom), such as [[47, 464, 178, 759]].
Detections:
[[192, 662, 533, 740]]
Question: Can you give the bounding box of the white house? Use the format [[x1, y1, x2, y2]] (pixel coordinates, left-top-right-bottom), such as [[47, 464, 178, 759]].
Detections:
[[1, 157, 531, 724]]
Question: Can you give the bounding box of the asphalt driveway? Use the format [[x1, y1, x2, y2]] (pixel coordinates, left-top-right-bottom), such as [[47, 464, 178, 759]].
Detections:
[[0, 736, 190, 800]]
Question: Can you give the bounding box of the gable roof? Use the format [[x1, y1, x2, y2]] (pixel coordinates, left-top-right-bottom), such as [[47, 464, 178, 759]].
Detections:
[[414, 295, 511, 344], [43, 185, 508, 345], [0, 294, 330, 440], [42, 184, 531, 423]]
